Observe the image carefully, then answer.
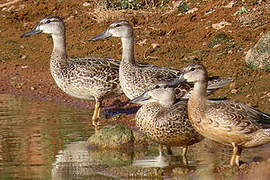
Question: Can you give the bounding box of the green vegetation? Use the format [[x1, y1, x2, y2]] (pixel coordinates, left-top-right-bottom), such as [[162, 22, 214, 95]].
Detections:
[[177, 1, 189, 13], [96, 0, 171, 10]]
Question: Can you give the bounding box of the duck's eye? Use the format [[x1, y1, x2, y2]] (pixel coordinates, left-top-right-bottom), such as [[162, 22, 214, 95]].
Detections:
[[190, 67, 196, 71], [115, 24, 121, 27], [46, 20, 51, 24], [164, 85, 170, 88], [176, 72, 182, 76], [154, 85, 160, 89]]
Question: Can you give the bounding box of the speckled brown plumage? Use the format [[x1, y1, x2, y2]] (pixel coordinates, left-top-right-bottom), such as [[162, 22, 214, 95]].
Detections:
[[136, 101, 202, 147], [21, 16, 123, 131], [131, 84, 203, 161], [90, 20, 232, 102]]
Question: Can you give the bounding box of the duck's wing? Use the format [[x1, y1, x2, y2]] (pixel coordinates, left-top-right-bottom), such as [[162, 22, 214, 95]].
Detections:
[[206, 100, 270, 134], [69, 57, 121, 92]]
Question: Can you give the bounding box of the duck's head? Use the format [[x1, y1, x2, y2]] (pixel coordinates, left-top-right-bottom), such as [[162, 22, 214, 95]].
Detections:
[[90, 20, 133, 41], [176, 64, 208, 84], [21, 15, 65, 38], [130, 83, 176, 107]]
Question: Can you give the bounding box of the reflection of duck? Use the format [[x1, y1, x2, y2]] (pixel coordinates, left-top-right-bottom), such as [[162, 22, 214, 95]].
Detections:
[[90, 20, 231, 101], [177, 64, 270, 166], [131, 83, 203, 164], [133, 153, 197, 177], [133, 153, 188, 168], [133, 153, 172, 168], [21, 16, 123, 131], [52, 141, 97, 179], [52, 141, 133, 179]]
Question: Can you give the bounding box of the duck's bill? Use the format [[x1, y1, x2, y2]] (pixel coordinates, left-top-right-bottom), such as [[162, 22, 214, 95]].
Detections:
[[130, 92, 151, 104], [89, 31, 112, 41], [20, 28, 42, 38], [167, 73, 185, 87]]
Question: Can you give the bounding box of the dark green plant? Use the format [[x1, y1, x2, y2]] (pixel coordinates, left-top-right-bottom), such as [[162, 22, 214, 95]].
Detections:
[[177, 1, 189, 13]]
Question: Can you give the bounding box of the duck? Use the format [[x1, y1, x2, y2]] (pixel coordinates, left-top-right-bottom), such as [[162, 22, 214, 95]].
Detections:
[[176, 63, 270, 166], [130, 82, 203, 164], [20, 15, 123, 131], [89, 20, 232, 102]]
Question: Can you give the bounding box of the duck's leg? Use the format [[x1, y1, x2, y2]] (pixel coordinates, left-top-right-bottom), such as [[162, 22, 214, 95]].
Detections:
[[167, 146, 173, 155], [182, 147, 188, 165], [92, 101, 101, 131], [159, 144, 163, 156], [230, 143, 239, 166], [235, 146, 242, 166]]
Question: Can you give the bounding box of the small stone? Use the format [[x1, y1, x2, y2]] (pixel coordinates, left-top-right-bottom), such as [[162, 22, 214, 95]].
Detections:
[[208, 33, 231, 48], [186, 7, 198, 14], [223, 1, 234, 8], [151, 43, 160, 49], [231, 89, 238, 93], [82, 2, 91, 7], [212, 21, 231, 30], [20, 55, 26, 59], [213, 44, 221, 49], [137, 39, 147, 46]]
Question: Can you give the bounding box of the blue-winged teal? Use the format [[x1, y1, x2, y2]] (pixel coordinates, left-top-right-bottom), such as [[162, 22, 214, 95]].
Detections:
[[90, 20, 231, 102], [131, 83, 203, 163], [177, 63, 270, 166], [21, 16, 123, 131]]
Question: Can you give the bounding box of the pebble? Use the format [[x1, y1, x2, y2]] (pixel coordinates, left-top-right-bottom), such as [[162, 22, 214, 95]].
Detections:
[[212, 21, 231, 30], [231, 89, 238, 94], [82, 2, 91, 7]]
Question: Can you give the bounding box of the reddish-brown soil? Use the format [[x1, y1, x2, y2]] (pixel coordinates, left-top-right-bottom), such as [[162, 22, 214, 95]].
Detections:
[[0, 0, 270, 179]]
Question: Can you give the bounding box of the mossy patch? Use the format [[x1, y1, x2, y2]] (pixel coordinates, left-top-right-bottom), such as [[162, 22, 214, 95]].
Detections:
[[87, 124, 134, 150], [208, 33, 232, 48]]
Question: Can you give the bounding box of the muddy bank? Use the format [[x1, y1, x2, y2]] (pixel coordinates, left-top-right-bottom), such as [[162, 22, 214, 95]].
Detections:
[[0, 0, 270, 179]]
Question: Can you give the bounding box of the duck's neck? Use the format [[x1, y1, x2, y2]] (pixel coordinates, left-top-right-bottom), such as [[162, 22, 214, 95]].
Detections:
[[160, 94, 176, 108], [160, 100, 175, 108], [121, 36, 135, 65], [51, 33, 68, 63], [190, 81, 208, 106]]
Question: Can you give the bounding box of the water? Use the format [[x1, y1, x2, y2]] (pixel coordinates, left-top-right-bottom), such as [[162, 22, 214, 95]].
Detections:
[[0, 94, 270, 179], [0, 94, 92, 179]]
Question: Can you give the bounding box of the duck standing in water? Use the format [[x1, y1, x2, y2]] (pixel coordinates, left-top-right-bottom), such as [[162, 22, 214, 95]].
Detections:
[[177, 63, 270, 166], [131, 82, 203, 164], [21, 16, 123, 131]]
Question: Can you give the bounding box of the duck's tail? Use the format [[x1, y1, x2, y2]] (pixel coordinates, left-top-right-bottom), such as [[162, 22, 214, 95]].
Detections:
[[207, 77, 233, 90]]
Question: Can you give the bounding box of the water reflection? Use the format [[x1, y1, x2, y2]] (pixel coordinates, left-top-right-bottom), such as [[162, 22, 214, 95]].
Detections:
[[133, 154, 187, 168], [0, 94, 270, 179], [52, 141, 105, 179], [52, 141, 133, 179], [0, 94, 92, 179]]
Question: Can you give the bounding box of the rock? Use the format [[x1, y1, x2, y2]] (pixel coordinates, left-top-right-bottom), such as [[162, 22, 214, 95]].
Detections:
[[87, 124, 134, 150], [208, 33, 231, 48], [82, 2, 91, 7], [90, 149, 133, 167], [245, 31, 270, 71], [212, 21, 231, 30], [231, 89, 238, 94], [186, 7, 198, 15], [223, 1, 234, 8], [237, 12, 268, 27]]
